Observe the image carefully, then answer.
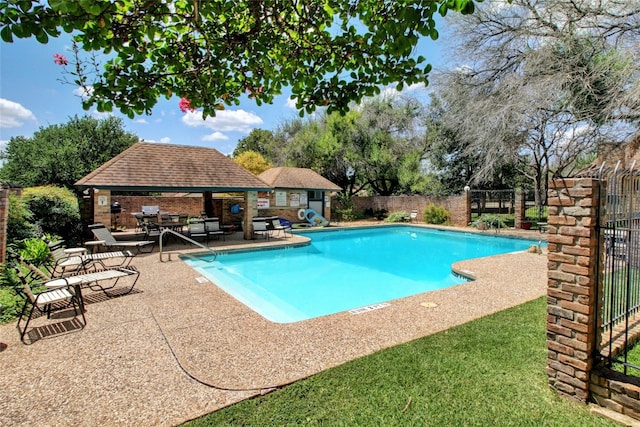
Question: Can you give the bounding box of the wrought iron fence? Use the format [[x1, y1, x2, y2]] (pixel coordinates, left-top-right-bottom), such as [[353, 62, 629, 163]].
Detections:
[[469, 189, 515, 217], [594, 162, 640, 374]]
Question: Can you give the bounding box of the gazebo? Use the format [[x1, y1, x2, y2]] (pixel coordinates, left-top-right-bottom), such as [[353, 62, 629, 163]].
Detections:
[[75, 142, 272, 240], [256, 167, 342, 223]]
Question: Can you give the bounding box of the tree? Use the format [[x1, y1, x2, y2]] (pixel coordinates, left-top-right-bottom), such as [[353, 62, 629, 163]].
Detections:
[[274, 95, 429, 196], [0, 0, 479, 118], [233, 150, 272, 176], [233, 129, 280, 162], [436, 0, 640, 206], [0, 115, 138, 188]]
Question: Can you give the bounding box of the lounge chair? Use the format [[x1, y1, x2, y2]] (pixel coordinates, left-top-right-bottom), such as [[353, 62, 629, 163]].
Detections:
[[204, 217, 225, 241], [89, 223, 155, 253], [22, 255, 141, 298], [252, 217, 272, 240], [48, 242, 134, 276], [266, 216, 292, 238], [11, 264, 86, 343]]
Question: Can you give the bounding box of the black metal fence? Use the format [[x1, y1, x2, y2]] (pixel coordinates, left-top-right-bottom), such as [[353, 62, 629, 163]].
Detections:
[[595, 164, 640, 375], [469, 189, 514, 217]]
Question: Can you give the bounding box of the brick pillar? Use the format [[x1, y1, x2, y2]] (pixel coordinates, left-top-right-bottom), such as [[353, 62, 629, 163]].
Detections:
[[93, 189, 112, 227], [547, 178, 603, 402], [244, 191, 258, 240], [0, 186, 9, 264], [464, 188, 472, 226], [515, 188, 526, 229]]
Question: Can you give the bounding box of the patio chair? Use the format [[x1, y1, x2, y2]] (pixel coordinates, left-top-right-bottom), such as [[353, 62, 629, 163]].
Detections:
[[48, 243, 134, 277], [252, 217, 272, 240], [133, 213, 145, 232], [22, 255, 141, 298], [89, 223, 155, 253], [12, 264, 86, 343], [188, 219, 208, 243], [410, 209, 419, 222], [204, 217, 225, 241], [266, 216, 292, 238]]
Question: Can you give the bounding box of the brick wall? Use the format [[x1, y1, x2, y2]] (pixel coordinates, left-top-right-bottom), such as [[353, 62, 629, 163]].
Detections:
[[591, 367, 640, 418], [349, 194, 469, 226]]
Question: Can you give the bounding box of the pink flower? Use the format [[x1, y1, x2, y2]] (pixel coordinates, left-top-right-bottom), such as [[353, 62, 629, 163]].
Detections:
[[178, 97, 196, 113], [53, 53, 68, 66]]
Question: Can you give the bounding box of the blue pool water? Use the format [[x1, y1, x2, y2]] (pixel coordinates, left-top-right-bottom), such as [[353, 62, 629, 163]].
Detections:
[[183, 226, 535, 323]]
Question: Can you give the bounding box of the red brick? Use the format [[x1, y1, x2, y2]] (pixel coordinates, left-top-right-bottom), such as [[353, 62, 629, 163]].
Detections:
[[560, 318, 590, 334], [558, 354, 590, 371], [548, 252, 576, 263], [560, 283, 590, 295], [561, 264, 590, 276], [549, 270, 576, 283], [560, 300, 592, 315], [563, 246, 593, 257], [548, 234, 577, 245], [548, 288, 573, 301], [548, 340, 575, 356], [559, 226, 592, 237], [548, 215, 577, 226]]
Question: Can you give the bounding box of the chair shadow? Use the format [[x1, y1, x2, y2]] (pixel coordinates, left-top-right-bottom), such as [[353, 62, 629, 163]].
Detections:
[[22, 314, 85, 345], [81, 287, 143, 306]]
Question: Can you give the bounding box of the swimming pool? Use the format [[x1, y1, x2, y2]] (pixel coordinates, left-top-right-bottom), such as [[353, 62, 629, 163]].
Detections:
[[183, 226, 536, 323]]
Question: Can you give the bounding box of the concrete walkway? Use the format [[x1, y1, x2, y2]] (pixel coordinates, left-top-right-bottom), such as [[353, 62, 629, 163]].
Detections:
[[0, 225, 548, 426]]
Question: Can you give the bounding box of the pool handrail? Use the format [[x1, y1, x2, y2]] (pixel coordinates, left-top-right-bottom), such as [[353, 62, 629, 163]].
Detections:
[[159, 228, 217, 263]]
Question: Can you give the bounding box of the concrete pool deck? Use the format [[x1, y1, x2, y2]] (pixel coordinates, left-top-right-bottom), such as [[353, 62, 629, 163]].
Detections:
[[0, 224, 548, 426]]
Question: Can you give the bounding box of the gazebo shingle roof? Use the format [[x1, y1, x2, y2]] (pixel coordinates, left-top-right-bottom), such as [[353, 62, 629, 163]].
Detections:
[[257, 167, 341, 191], [75, 142, 271, 192]]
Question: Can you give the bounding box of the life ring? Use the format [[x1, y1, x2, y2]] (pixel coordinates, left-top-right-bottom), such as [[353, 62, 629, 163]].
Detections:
[[297, 208, 306, 220]]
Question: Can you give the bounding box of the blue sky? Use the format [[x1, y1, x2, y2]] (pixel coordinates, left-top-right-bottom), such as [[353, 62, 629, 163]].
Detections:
[[0, 22, 448, 156]]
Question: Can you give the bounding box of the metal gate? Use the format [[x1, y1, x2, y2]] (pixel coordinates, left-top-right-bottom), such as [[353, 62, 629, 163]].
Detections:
[[469, 189, 514, 217], [596, 163, 640, 374]]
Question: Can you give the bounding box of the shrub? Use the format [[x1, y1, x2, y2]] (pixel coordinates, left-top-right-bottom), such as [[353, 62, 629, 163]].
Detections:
[[373, 209, 388, 220], [18, 238, 52, 266], [6, 192, 37, 244], [423, 204, 450, 224], [385, 211, 411, 223], [21, 186, 83, 245], [0, 254, 24, 324], [472, 214, 507, 229]]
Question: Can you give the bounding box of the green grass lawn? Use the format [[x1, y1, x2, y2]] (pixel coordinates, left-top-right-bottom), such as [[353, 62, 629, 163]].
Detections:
[[184, 298, 619, 427]]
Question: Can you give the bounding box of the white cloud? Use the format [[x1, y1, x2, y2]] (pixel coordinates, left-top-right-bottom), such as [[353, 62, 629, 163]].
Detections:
[[73, 85, 93, 99], [135, 118, 149, 124], [159, 137, 171, 144], [203, 132, 229, 141], [90, 109, 113, 119], [181, 109, 263, 134], [0, 98, 36, 128], [286, 97, 298, 109]]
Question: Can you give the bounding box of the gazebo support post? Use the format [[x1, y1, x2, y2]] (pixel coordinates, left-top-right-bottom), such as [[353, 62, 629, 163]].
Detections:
[[244, 191, 258, 240], [203, 191, 213, 217]]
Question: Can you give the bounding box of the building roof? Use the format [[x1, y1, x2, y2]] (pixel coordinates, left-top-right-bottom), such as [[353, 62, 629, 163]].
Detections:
[[75, 142, 271, 192], [257, 167, 342, 191]]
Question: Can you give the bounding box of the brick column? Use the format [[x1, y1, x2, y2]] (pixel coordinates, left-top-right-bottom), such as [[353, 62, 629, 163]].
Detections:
[[243, 191, 258, 240], [0, 186, 9, 264], [515, 188, 526, 229], [547, 178, 603, 402], [93, 189, 112, 227]]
